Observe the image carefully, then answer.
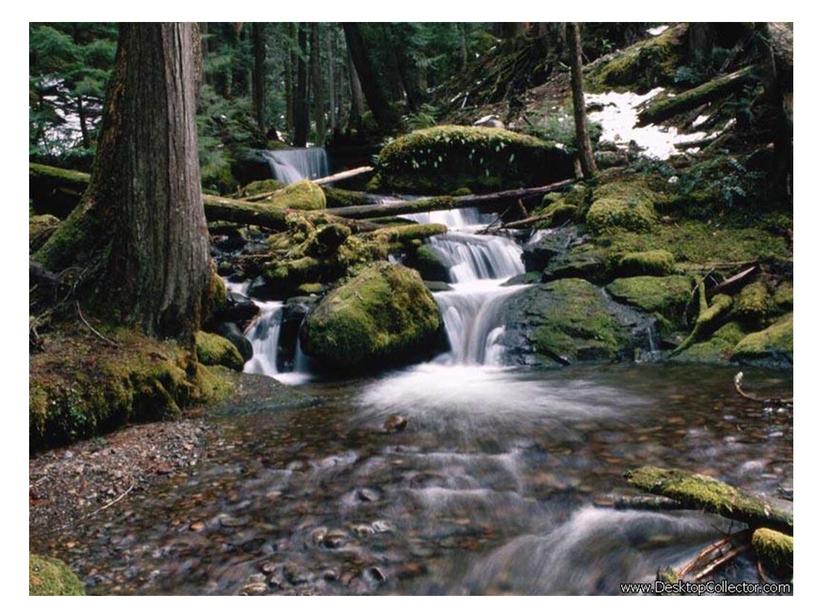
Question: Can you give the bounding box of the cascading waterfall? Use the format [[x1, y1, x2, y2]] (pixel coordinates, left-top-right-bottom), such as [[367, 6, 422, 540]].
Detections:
[[262, 147, 329, 184], [406, 208, 527, 366]]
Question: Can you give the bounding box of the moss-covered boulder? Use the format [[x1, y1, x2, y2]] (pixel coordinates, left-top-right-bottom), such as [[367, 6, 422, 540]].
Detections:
[[301, 263, 443, 372], [670, 321, 747, 364], [323, 186, 371, 208], [501, 278, 656, 366], [732, 313, 793, 367], [376, 125, 573, 195], [405, 244, 450, 282], [752, 528, 793, 579], [615, 250, 676, 277], [772, 281, 793, 313], [253, 180, 326, 211], [606, 275, 693, 333], [241, 178, 284, 197], [586, 179, 658, 234], [195, 331, 245, 371], [30, 214, 61, 252], [625, 466, 793, 533], [587, 24, 687, 93], [29, 554, 84, 595], [733, 281, 771, 329], [30, 325, 234, 451]]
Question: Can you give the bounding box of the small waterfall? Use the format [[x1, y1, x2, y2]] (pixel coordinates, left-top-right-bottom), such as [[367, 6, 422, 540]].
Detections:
[[261, 148, 329, 184], [244, 301, 285, 375], [417, 213, 527, 366]]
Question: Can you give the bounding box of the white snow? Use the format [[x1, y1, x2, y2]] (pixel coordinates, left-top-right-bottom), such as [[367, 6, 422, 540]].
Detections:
[[586, 88, 715, 160], [648, 25, 669, 36]]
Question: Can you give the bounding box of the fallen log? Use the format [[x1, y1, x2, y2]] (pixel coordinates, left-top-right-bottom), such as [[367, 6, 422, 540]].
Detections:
[[313, 165, 374, 185], [637, 65, 758, 126], [710, 265, 758, 295], [670, 278, 732, 357], [677, 530, 752, 582], [625, 466, 793, 534], [324, 179, 576, 220]]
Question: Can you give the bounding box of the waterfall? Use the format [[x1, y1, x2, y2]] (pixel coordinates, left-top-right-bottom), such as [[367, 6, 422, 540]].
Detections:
[[415, 209, 527, 366], [262, 148, 329, 184], [244, 301, 285, 375]]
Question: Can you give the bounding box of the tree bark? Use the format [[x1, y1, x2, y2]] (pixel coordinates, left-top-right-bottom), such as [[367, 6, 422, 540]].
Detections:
[[327, 26, 337, 132], [566, 23, 597, 179], [252, 22, 267, 136], [293, 25, 310, 146], [310, 23, 326, 145], [347, 44, 364, 130], [35, 23, 211, 343], [342, 23, 399, 133], [390, 24, 423, 112]]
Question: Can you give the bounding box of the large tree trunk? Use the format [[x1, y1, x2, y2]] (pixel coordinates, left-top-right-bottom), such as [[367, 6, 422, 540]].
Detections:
[[342, 23, 399, 133], [390, 24, 423, 112], [566, 23, 597, 179], [310, 23, 326, 145], [293, 25, 310, 146], [35, 23, 210, 343], [347, 45, 364, 130], [252, 22, 266, 137], [327, 26, 337, 132]]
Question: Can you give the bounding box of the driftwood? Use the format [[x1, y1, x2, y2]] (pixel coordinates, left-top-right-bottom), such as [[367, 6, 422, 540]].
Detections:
[[710, 265, 758, 295], [671, 277, 733, 357], [637, 65, 757, 126], [325, 179, 576, 220], [734, 371, 792, 405], [676, 530, 753, 582], [313, 165, 374, 185]]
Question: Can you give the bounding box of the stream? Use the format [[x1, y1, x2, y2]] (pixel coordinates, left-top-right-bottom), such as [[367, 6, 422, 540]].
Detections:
[[29, 198, 793, 595]]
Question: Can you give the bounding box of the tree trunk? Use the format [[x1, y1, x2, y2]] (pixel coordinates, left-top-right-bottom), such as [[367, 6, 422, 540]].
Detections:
[[76, 95, 91, 149], [293, 25, 310, 147], [342, 23, 399, 133], [327, 26, 337, 132], [252, 22, 266, 136], [390, 24, 423, 112], [284, 24, 295, 136], [566, 23, 597, 179], [35, 23, 211, 343], [347, 45, 364, 130], [310, 23, 326, 145]]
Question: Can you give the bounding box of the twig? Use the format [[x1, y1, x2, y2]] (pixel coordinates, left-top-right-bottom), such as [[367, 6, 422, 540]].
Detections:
[[83, 479, 135, 519], [734, 371, 792, 405], [76, 301, 120, 347]]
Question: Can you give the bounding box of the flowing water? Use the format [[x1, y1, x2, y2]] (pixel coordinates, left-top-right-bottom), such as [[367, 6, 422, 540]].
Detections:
[[262, 147, 329, 184], [31, 207, 793, 595]]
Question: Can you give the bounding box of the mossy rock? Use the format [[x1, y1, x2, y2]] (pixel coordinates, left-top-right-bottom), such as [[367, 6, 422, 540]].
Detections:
[[301, 263, 442, 372], [195, 331, 245, 371], [254, 180, 326, 211], [625, 466, 793, 533], [586, 179, 658, 234], [771, 281, 793, 314], [241, 178, 284, 197], [370, 223, 448, 244], [501, 278, 652, 365], [30, 214, 61, 252], [587, 24, 687, 93], [752, 528, 793, 579], [305, 223, 351, 257], [376, 125, 573, 195], [405, 244, 450, 282], [29, 554, 84, 595], [30, 325, 234, 451], [732, 313, 793, 367], [733, 281, 771, 329], [606, 275, 693, 333], [615, 250, 676, 277], [670, 321, 747, 364]]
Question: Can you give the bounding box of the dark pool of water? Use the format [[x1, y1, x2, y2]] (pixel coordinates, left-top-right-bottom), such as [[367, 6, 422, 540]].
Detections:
[[32, 363, 792, 595]]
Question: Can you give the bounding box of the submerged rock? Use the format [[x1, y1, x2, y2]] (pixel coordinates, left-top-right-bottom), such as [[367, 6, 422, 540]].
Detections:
[[500, 278, 656, 366], [375, 125, 573, 195], [301, 263, 443, 373]]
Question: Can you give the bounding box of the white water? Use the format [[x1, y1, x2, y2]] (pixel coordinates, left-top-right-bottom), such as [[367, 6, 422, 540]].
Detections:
[[262, 147, 329, 184]]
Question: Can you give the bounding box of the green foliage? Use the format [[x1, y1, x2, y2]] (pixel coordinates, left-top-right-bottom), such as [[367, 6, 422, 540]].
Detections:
[[521, 106, 602, 154], [29, 554, 85, 595], [195, 331, 245, 371]]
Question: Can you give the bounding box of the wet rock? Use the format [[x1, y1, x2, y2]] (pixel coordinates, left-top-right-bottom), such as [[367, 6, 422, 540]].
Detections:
[[357, 488, 382, 502], [240, 582, 268, 595], [283, 563, 311, 585], [366, 566, 387, 584], [424, 280, 453, 292], [384, 415, 408, 433], [216, 290, 260, 329], [322, 529, 348, 549], [215, 322, 253, 362], [248, 276, 275, 301], [522, 228, 578, 272]]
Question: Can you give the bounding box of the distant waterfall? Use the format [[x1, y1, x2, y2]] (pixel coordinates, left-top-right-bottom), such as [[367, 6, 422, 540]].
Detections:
[[262, 148, 329, 184]]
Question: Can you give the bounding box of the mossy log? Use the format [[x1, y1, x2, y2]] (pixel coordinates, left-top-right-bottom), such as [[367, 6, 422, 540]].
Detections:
[[625, 466, 793, 534], [752, 528, 793, 579], [323, 179, 575, 220], [670, 279, 733, 356], [637, 66, 758, 126]]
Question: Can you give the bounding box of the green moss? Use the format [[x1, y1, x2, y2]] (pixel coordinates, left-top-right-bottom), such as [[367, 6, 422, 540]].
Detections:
[[201, 157, 238, 195], [305, 223, 351, 257], [29, 325, 235, 451], [253, 180, 326, 211], [29, 554, 85, 595], [301, 263, 442, 372], [297, 282, 325, 295], [323, 186, 371, 208], [733, 281, 771, 328], [29, 214, 61, 252], [241, 178, 284, 197], [406, 244, 449, 282], [671, 321, 747, 363], [732, 313, 793, 365], [616, 250, 676, 277], [586, 179, 658, 233], [752, 528, 793, 579], [606, 275, 693, 331], [587, 24, 687, 93], [625, 466, 793, 533], [195, 331, 245, 371], [371, 223, 448, 244], [772, 281, 793, 313], [377, 125, 571, 194]]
